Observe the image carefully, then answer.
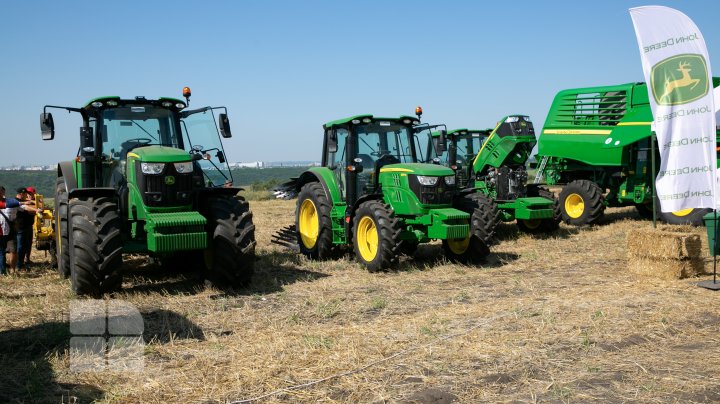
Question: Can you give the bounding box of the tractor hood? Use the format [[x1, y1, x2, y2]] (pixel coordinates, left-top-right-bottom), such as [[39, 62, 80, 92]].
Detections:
[[127, 146, 191, 163], [379, 163, 455, 176]]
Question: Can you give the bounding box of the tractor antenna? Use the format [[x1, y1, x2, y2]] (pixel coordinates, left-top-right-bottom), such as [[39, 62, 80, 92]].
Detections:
[[183, 86, 192, 107]]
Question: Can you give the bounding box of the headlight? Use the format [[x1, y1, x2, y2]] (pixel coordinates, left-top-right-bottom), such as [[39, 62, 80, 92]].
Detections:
[[141, 162, 165, 175], [444, 175, 456, 185], [416, 175, 438, 186], [174, 161, 193, 173]]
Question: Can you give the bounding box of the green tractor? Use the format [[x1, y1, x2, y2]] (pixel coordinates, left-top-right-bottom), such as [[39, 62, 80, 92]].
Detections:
[[272, 114, 489, 269], [535, 80, 720, 226], [41, 88, 255, 296], [424, 116, 560, 243]]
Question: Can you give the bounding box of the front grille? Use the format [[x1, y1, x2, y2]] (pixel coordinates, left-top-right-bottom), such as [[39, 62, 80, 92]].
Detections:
[[135, 162, 195, 207], [408, 175, 455, 205]]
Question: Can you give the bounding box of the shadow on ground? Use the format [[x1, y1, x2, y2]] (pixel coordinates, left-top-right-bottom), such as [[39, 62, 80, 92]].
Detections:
[[117, 250, 330, 297], [0, 309, 204, 402]]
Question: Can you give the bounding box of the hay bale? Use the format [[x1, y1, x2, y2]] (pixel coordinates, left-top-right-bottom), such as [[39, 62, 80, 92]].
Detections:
[[627, 256, 705, 280], [626, 226, 702, 260], [627, 226, 704, 279]]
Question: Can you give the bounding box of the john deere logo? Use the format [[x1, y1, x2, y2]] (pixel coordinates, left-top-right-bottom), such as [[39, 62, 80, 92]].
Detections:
[[164, 176, 175, 185], [651, 54, 709, 106]]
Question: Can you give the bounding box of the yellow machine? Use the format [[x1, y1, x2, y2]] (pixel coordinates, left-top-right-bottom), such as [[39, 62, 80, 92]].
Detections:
[[32, 194, 56, 264]]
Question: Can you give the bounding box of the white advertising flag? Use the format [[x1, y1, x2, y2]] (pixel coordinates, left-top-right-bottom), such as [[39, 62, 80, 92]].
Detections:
[[630, 6, 716, 211]]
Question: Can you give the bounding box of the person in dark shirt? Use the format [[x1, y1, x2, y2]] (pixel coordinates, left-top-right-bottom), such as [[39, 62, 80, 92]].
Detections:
[[13, 188, 41, 271], [0, 186, 21, 275]]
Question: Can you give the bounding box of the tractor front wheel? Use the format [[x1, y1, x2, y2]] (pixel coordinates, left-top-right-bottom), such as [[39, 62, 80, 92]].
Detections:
[[518, 186, 561, 233], [54, 177, 70, 278], [68, 196, 123, 296], [203, 195, 256, 289], [353, 201, 401, 272], [559, 180, 605, 225], [442, 233, 489, 264], [455, 193, 501, 245], [296, 182, 334, 259]]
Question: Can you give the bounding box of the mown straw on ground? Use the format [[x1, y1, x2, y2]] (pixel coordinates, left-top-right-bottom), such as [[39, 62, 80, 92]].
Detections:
[[2, 201, 720, 403]]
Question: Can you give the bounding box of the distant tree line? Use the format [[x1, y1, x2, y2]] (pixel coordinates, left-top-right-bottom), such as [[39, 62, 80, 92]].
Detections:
[[0, 167, 309, 197]]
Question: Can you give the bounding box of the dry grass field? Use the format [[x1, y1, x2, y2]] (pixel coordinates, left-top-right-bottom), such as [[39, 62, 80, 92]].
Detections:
[[2, 199, 720, 403]]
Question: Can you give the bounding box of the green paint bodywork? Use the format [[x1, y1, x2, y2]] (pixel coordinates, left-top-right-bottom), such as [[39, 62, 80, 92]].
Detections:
[[537, 79, 720, 207], [432, 117, 554, 222], [306, 116, 471, 246], [63, 97, 228, 255]]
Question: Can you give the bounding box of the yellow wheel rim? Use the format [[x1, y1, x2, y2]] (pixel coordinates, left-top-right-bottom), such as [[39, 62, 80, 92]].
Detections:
[[522, 219, 542, 230], [299, 199, 319, 249], [564, 193, 585, 219], [447, 235, 470, 255], [671, 208, 694, 217], [356, 216, 378, 262]]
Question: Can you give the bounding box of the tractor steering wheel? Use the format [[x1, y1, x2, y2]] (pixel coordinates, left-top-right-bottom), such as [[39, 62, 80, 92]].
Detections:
[[121, 138, 153, 155]]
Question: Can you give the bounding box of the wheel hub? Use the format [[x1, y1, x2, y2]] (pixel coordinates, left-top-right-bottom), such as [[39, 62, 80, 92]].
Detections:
[[565, 193, 585, 219], [299, 199, 319, 249]]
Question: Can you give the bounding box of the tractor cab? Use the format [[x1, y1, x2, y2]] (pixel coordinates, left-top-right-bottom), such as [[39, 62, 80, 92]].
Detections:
[[322, 115, 424, 204]]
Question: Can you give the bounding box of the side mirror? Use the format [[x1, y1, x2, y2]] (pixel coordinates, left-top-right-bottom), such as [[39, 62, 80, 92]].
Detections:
[[41, 113, 55, 140], [327, 132, 338, 153], [433, 130, 447, 155], [218, 113, 232, 138], [216, 150, 226, 164]]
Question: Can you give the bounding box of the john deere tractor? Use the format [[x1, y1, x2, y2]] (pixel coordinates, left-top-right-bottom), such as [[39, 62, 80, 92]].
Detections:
[[424, 116, 560, 243], [535, 80, 720, 226], [272, 114, 489, 269], [41, 88, 255, 295]]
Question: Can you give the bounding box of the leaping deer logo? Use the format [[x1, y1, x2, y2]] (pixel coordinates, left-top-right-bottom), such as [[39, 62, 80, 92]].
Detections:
[[658, 61, 701, 103]]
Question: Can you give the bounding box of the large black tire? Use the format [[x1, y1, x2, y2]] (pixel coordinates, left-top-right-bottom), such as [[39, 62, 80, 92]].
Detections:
[[296, 182, 334, 259], [455, 193, 502, 245], [54, 177, 70, 278], [658, 206, 711, 226], [635, 202, 654, 220], [559, 180, 605, 225], [518, 186, 561, 233], [68, 196, 123, 296], [203, 195, 256, 288], [352, 200, 401, 272]]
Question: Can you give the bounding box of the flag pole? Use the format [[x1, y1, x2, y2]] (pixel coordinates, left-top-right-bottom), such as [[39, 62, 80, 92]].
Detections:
[[651, 131, 657, 229]]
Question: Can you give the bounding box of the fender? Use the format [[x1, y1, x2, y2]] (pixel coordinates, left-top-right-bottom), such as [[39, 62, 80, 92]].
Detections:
[[349, 193, 383, 221], [295, 167, 344, 207], [57, 161, 78, 194]]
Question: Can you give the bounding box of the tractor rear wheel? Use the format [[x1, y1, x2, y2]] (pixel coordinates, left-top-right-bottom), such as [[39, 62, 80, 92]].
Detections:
[[68, 196, 123, 296], [54, 177, 70, 278], [353, 201, 401, 272], [518, 186, 561, 233], [203, 195, 256, 288], [559, 180, 605, 225], [296, 182, 334, 259], [455, 193, 501, 245]]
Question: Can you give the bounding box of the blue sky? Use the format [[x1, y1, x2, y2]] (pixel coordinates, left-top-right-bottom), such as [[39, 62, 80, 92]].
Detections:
[[1, 0, 719, 165]]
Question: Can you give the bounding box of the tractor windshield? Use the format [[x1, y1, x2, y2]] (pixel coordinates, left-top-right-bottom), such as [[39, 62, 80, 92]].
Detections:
[[354, 122, 416, 169], [453, 133, 487, 166], [180, 108, 233, 187], [102, 106, 181, 161]]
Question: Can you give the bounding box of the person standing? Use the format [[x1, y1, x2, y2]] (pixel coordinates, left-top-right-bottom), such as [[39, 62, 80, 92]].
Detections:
[[0, 186, 21, 275], [22, 187, 38, 265], [14, 188, 40, 271]]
